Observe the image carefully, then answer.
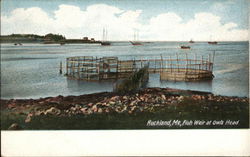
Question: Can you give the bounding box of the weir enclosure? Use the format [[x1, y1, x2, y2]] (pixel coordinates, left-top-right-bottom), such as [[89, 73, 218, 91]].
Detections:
[[65, 52, 215, 81]]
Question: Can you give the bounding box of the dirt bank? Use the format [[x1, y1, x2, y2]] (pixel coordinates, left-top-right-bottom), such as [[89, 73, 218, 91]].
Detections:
[[1, 88, 249, 130]]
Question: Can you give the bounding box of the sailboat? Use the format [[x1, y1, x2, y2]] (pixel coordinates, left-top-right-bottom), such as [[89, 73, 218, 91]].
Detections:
[[101, 28, 111, 46], [189, 39, 195, 43], [208, 35, 217, 44], [180, 45, 191, 49], [208, 41, 217, 44], [130, 30, 142, 45]]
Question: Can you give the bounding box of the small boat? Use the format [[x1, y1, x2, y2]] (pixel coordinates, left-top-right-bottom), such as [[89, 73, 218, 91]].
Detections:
[[208, 41, 217, 44], [208, 35, 217, 44], [180, 45, 190, 49], [130, 41, 142, 45], [101, 28, 111, 46], [189, 39, 195, 43], [14, 43, 22, 46], [130, 30, 142, 45], [101, 41, 111, 46]]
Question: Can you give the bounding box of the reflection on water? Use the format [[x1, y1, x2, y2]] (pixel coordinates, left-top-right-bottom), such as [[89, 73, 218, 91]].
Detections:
[[1, 42, 249, 99], [148, 73, 213, 93], [66, 78, 114, 95]]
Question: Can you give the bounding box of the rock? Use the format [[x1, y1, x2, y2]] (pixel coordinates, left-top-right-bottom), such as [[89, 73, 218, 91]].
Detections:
[[105, 108, 110, 113], [102, 103, 109, 106], [110, 96, 119, 101], [131, 106, 136, 111], [123, 96, 128, 100], [80, 107, 87, 114], [25, 113, 33, 123], [129, 100, 137, 106], [34, 110, 42, 116], [75, 104, 81, 109], [87, 103, 93, 107], [7, 103, 16, 109], [122, 106, 127, 111], [178, 96, 184, 102], [208, 94, 213, 100], [87, 109, 93, 114], [97, 108, 103, 113], [45, 107, 61, 115], [91, 105, 98, 112], [8, 123, 21, 130], [109, 101, 116, 105], [154, 104, 161, 107], [139, 96, 144, 101], [161, 95, 166, 100]]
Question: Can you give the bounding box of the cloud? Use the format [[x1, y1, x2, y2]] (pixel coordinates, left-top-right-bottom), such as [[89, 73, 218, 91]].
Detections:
[[1, 4, 248, 41], [142, 12, 248, 41], [1, 7, 54, 35]]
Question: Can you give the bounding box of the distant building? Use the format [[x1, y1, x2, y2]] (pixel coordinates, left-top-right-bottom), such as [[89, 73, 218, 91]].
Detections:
[[83, 37, 88, 41], [90, 38, 95, 41]]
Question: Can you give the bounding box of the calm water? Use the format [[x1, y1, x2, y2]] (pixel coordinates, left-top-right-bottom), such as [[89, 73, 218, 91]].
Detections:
[[1, 41, 249, 99]]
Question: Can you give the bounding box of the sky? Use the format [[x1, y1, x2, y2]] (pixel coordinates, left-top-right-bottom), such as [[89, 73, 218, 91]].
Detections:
[[1, 0, 249, 41]]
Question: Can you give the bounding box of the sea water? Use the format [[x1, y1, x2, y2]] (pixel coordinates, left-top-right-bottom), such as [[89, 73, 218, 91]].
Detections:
[[1, 41, 248, 99]]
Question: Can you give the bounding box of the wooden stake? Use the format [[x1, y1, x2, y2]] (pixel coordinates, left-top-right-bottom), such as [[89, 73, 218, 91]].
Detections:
[[170, 55, 172, 73], [201, 55, 204, 71], [160, 54, 163, 73], [59, 61, 62, 74], [66, 58, 68, 75], [176, 53, 179, 72]]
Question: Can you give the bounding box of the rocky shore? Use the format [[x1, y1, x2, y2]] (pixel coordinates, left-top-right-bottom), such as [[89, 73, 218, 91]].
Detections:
[[1, 88, 249, 130]]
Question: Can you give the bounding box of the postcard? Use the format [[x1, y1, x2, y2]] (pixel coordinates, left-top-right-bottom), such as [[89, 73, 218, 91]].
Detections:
[[1, 0, 249, 156]]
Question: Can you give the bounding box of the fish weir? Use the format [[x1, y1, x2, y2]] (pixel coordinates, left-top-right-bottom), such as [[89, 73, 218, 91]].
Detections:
[[113, 65, 149, 93], [65, 52, 214, 82]]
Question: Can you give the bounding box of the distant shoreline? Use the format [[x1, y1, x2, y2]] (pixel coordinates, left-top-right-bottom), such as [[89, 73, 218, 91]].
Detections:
[[0, 40, 248, 44], [0, 34, 248, 44]]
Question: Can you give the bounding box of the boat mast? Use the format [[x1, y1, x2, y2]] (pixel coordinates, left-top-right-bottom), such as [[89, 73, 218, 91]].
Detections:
[[102, 28, 105, 42], [105, 28, 108, 41]]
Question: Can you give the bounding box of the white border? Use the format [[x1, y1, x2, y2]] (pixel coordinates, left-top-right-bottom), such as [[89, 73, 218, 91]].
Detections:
[[1, 129, 250, 156]]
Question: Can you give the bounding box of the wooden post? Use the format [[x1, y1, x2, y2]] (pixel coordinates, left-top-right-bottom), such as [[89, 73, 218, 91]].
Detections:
[[198, 55, 201, 74], [72, 60, 75, 74], [66, 58, 68, 75], [77, 61, 80, 79], [201, 55, 204, 71], [195, 53, 197, 73], [211, 50, 215, 72], [185, 53, 188, 80], [170, 55, 172, 73], [154, 58, 156, 72], [208, 54, 211, 71], [59, 61, 62, 74], [206, 54, 209, 71], [140, 57, 143, 68], [176, 53, 179, 72], [212, 50, 215, 63], [160, 54, 163, 73]]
